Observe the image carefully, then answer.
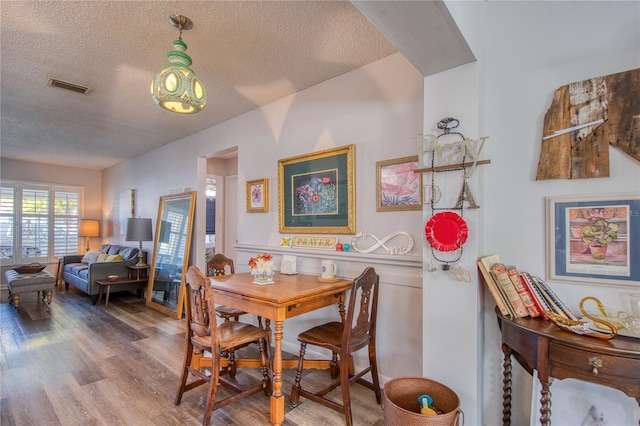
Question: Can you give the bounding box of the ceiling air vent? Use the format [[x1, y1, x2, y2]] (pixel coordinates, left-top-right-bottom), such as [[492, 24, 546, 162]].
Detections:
[[47, 77, 92, 94]]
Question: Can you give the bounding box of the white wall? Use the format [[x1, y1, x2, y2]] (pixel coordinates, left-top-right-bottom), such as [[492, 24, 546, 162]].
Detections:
[[442, 1, 640, 425], [422, 61, 483, 424], [102, 52, 426, 382]]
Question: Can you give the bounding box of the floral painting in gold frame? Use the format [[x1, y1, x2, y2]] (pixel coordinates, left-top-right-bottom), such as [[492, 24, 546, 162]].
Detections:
[[376, 155, 422, 211], [278, 144, 355, 234]]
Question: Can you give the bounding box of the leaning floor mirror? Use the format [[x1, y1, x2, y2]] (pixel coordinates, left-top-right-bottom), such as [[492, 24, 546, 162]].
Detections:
[[146, 191, 196, 318]]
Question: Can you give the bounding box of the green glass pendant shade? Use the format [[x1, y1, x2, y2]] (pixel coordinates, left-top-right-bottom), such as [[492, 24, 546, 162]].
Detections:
[[150, 18, 206, 114]]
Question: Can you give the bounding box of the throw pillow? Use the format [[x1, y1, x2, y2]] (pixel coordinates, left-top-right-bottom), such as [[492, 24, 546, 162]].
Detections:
[[96, 253, 110, 262], [106, 254, 123, 262], [82, 251, 100, 264]]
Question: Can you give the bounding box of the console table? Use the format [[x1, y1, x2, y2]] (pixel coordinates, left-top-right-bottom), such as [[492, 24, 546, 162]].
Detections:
[[496, 308, 640, 426]]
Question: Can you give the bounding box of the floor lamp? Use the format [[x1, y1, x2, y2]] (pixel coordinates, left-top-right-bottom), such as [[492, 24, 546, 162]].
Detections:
[[125, 218, 153, 267], [79, 219, 100, 252]]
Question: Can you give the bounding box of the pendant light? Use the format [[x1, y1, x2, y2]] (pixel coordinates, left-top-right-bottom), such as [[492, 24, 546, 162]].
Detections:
[[150, 15, 206, 114]]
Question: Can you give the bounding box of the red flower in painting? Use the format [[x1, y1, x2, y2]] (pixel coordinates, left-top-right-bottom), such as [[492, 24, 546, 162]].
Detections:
[[380, 161, 420, 206]]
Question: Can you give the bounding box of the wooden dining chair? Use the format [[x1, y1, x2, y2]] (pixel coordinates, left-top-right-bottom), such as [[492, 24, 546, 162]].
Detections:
[[290, 267, 382, 426], [206, 253, 245, 322], [175, 266, 271, 426], [206, 253, 267, 379]]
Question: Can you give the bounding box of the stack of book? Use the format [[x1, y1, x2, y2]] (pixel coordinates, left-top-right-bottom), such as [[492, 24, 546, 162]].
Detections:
[[478, 254, 578, 321]]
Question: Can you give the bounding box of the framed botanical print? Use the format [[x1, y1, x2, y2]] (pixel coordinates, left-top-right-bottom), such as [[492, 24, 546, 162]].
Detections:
[[278, 144, 355, 234], [246, 178, 268, 213], [546, 192, 639, 287]]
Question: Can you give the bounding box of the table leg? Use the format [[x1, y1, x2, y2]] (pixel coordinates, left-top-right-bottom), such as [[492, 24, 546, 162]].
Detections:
[[56, 260, 63, 289], [104, 285, 112, 310], [539, 380, 551, 426], [97, 285, 104, 306], [501, 344, 512, 426], [270, 320, 284, 426]]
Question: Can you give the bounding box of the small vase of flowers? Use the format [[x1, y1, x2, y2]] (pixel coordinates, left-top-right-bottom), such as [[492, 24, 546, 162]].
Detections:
[[249, 253, 275, 285]]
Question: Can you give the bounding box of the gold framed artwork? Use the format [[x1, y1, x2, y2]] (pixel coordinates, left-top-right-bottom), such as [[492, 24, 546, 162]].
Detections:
[[278, 144, 355, 234], [246, 178, 268, 213], [376, 155, 422, 211]]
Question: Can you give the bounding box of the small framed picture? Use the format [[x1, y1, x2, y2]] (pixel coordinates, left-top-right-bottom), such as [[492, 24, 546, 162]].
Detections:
[[376, 155, 422, 211], [246, 178, 268, 213], [546, 192, 639, 287]]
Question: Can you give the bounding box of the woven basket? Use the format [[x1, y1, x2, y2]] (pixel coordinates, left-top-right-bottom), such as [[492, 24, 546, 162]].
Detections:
[[383, 377, 463, 426], [14, 262, 46, 274]]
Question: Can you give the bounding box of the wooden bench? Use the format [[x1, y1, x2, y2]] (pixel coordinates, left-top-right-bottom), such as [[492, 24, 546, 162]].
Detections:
[[4, 269, 56, 310]]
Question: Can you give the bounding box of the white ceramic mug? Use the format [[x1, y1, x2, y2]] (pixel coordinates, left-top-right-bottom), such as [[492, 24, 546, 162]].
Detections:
[[321, 260, 337, 279]]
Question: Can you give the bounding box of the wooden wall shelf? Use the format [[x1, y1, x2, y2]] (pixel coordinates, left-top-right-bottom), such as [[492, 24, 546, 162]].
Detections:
[[414, 159, 491, 173]]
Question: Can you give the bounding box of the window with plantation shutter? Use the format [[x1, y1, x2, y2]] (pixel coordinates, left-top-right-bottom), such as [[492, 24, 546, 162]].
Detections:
[[0, 185, 15, 259], [54, 188, 80, 258], [0, 181, 83, 265], [21, 185, 50, 258]]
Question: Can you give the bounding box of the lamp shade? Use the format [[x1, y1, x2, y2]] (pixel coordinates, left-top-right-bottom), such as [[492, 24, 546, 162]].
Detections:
[[150, 15, 205, 114], [79, 219, 100, 237], [125, 218, 153, 242]]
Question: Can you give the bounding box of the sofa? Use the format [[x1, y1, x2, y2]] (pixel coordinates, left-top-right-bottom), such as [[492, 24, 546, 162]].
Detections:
[[62, 244, 146, 304]]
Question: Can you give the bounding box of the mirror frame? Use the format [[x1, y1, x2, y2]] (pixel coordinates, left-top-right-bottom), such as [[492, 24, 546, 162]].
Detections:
[[145, 191, 196, 318]]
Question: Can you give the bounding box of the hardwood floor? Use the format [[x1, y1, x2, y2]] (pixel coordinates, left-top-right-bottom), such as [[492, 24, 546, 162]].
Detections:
[[0, 286, 384, 425]]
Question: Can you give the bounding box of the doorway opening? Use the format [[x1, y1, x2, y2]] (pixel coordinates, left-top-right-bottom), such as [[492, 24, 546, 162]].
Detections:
[[205, 177, 217, 263], [205, 148, 238, 263]]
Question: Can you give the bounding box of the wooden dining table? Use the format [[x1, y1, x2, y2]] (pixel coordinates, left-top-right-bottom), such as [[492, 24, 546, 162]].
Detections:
[[209, 271, 352, 426]]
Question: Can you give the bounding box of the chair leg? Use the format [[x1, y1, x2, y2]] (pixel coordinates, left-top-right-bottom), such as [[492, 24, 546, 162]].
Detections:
[[175, 342, 194, 405], [339, 355, 354, 426], [369, 342, 382, 403], [228, 349, 237, 378], [330, 352, 339, 379], [290, 342, 307, 406], [202, 358, 220, 426], [262, 318, 272, 345], [259, 337, 272, 396]]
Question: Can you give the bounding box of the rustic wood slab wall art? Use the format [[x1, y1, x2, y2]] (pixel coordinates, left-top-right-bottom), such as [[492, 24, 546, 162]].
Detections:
[[537, 68, 640, 180]]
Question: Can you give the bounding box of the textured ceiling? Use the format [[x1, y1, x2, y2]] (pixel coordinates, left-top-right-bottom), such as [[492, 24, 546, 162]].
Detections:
[[0, 1, 474, 171]]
